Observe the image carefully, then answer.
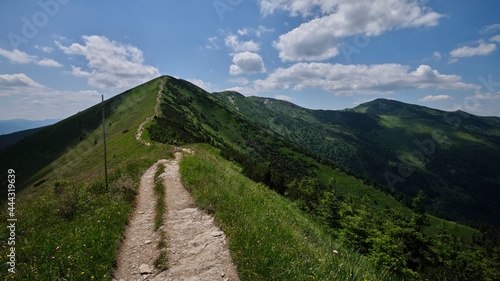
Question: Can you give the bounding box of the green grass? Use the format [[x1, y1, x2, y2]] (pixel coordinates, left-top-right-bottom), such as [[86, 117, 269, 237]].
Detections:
[[152, 152, 169, 271], [154, 163, 166, 230], [0, 160, 156, 280], [0, 76, 174, 280], [180, 144, 396, 281], [154, 251, 169, 271]]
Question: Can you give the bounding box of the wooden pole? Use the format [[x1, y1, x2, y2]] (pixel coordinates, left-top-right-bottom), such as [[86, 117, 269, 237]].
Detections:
[[102, 95, 109, 190]]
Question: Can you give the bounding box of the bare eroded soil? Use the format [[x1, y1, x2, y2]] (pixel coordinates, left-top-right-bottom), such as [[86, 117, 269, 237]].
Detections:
[[113, 152, 239, 281]]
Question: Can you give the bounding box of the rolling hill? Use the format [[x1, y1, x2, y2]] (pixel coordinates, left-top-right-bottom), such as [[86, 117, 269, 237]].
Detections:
[[215, 92, 500, 227], [0, 127, 47, 151], [1, 76, 499, 280]]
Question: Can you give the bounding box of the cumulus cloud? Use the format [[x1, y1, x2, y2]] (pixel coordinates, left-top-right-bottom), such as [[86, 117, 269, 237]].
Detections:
[[263, 0, 443, 61], [473, 91, 500, 100], [229, 52, 266, 75], [0, 48, 37, 64], [490, 35, 500, 43], [56, 35, 159, 90], [0, 48, 63, 67], [0, 74, 104, 119], [450, 42, 497, 59], [254, 63, 477, 95], [224, 35, 260, 53], [0, 73, 45, 95], [419, 95, 452, 102], [37, 58, 63, 67]]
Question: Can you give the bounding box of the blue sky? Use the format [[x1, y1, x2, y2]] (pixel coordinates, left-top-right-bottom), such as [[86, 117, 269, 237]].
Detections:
[[1, 0, 500, 120]]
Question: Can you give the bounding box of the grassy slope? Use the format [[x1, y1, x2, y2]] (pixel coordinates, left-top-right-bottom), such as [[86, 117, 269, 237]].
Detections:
[[0, 127, 46, 151], [180, 144, 398, 281], [0, 77, 173, 280]]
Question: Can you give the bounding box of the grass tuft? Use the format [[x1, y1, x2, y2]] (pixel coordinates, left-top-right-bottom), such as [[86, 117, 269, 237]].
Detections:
[[154, 250, 169, 271], [153, 161, 169, 271], [153, 163, 166, 230]]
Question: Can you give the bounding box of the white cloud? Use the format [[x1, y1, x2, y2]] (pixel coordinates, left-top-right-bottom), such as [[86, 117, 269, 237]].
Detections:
[[0, 74, 100, 119], [56, 35, 160, 90], [37, 58, 63, 67], [490, 35, 500, 43], [473, 91, 500, 100], [419, 95, 452, 102], [480, 23, 500, 34], [0, 48, 63, 67], [186, 78, 216, 92], [2, 90, 102, 120], [266, 0, 443, 61], [228, 77, 249, 85], [450, 42, 497, 58], [237, 26, 274, 37], [0, 48, 37, 64], [275, 95, 292, 101], [254, 63, 477, 95], [205, 36, 220, 50], [224, 86, 257, 96], [237, 28, 250, 36], [256, 25, 275, 37], [433, 51, 442, 60], [35, 45, 53, 53], [0, 73, 45, 96], [229, 52, 266, 75], [224, 35, 260, 53], [259, 0, 326, 16]]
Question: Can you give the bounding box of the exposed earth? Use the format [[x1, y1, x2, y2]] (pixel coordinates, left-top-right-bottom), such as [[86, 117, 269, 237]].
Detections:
[[113, 152, 239, 281]]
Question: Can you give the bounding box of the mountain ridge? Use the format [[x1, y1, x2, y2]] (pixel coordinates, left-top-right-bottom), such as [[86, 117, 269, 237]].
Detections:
[[214, 91, 500, 227]]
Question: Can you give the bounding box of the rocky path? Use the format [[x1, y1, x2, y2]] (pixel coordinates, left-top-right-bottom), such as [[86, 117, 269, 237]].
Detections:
[[113, 152, 239, 281], [113, 159, 169, 280]]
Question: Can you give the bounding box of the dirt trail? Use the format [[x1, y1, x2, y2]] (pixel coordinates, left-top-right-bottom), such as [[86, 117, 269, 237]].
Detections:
[[113, 159, 169, 280], [114, 152, 240, 281]]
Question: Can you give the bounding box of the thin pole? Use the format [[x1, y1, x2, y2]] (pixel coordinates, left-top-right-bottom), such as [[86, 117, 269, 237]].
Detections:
[[102, 95, 109, 190]]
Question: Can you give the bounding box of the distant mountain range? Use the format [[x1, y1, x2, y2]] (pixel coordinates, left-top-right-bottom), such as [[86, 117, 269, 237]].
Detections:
[[214, 92, 500, 227], [0, 119, 60, 135]]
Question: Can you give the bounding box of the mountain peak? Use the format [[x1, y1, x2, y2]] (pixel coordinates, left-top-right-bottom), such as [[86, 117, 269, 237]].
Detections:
[[353, 98, 408, 115]]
